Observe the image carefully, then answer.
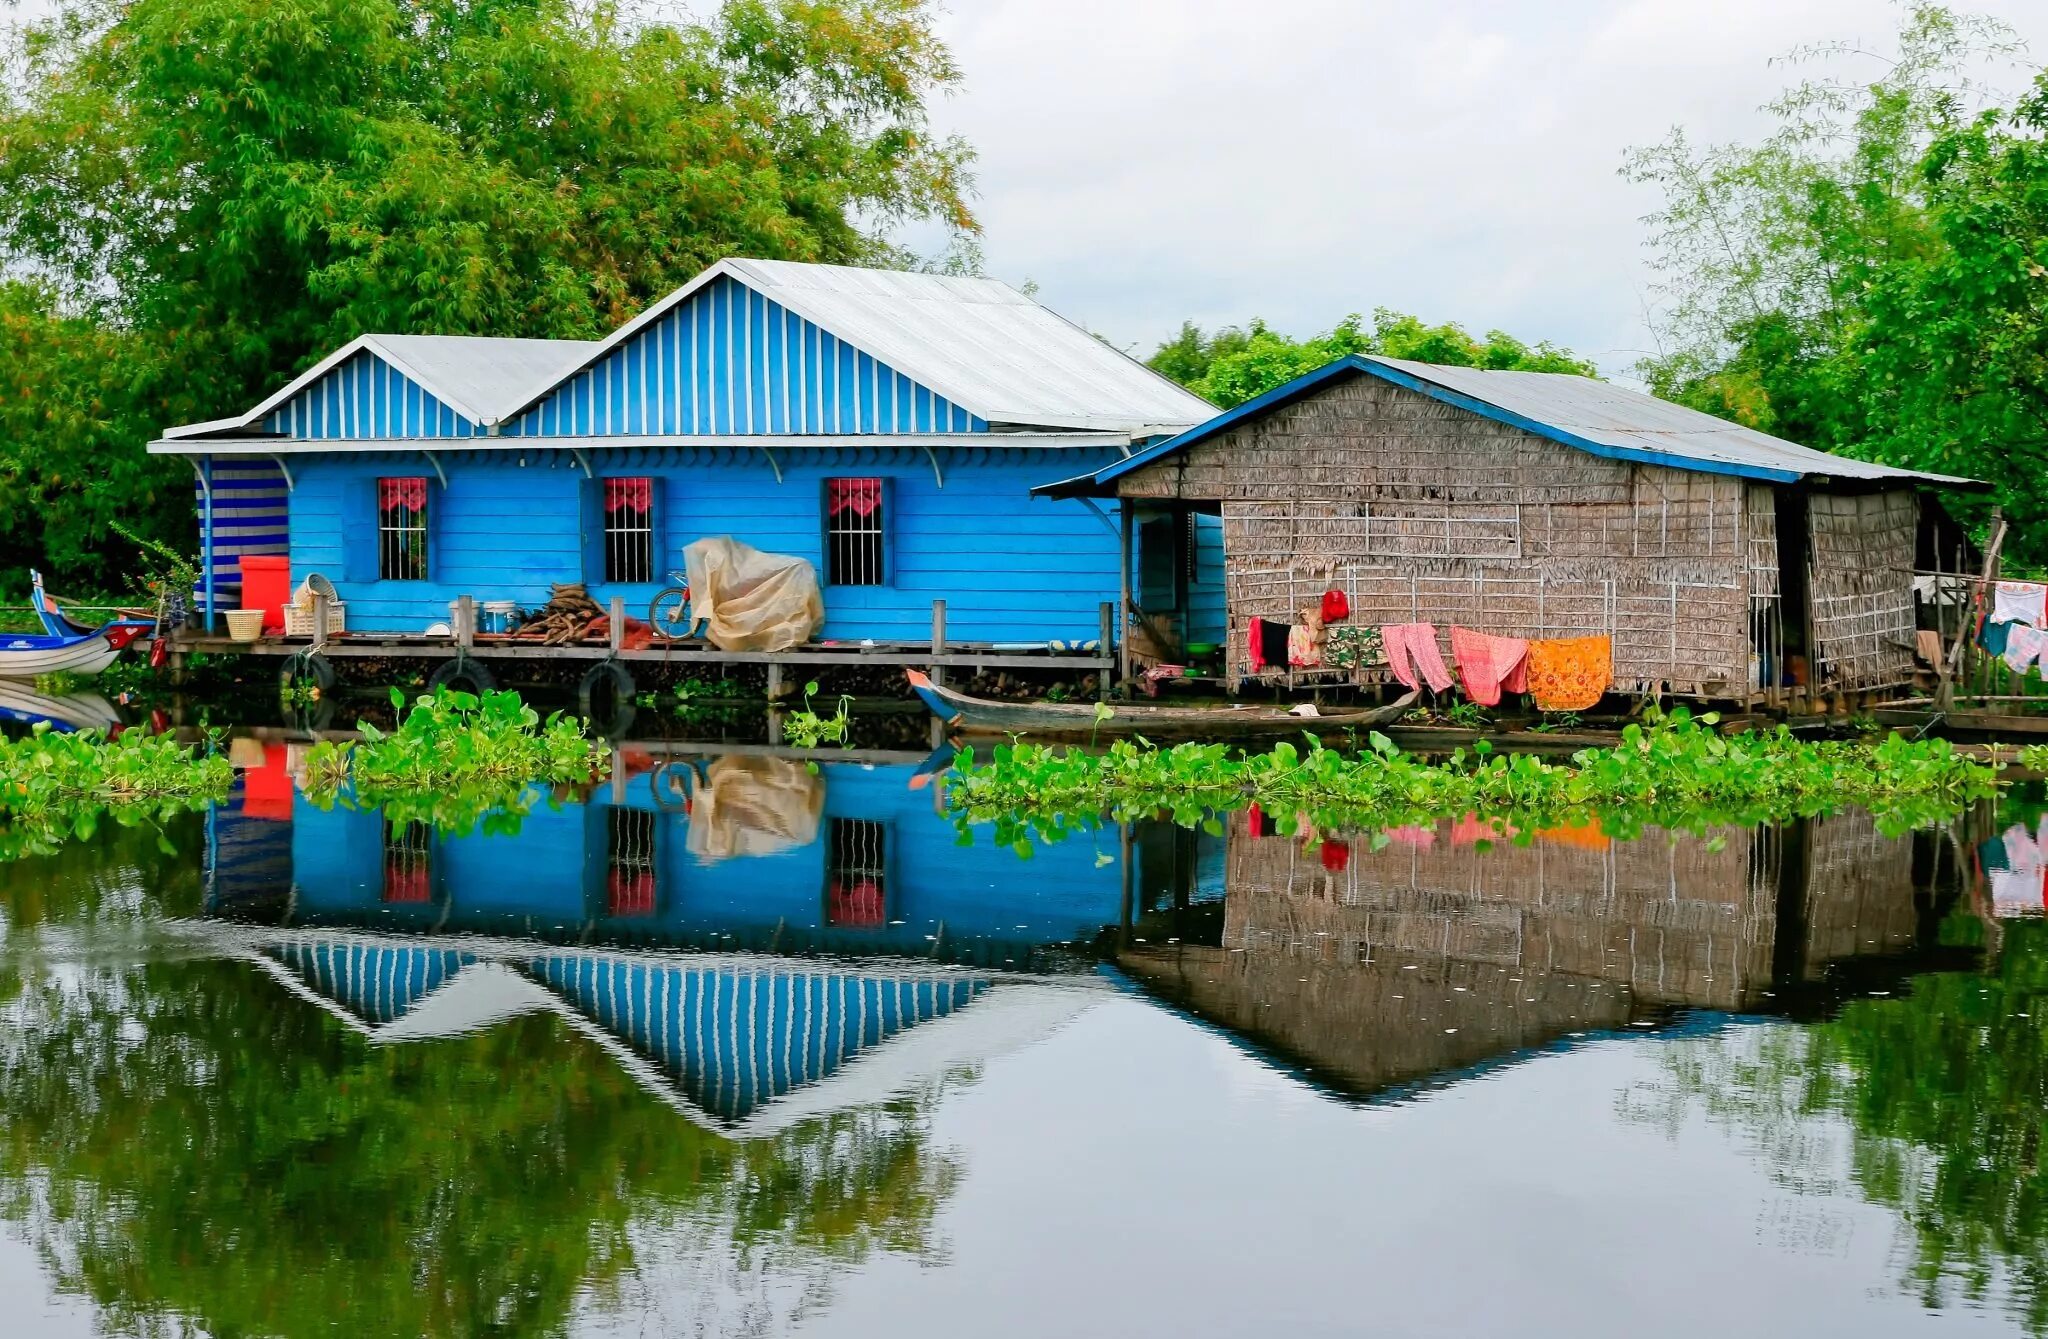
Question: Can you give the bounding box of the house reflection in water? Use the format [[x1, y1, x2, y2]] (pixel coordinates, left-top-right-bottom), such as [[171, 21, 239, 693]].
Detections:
[[203, 747, 1138, 1137], [1118, 809, 1976, 1103]]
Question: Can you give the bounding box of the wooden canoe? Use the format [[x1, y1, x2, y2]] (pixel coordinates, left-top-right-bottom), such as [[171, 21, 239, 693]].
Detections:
[[905, 670, 1420, 740]]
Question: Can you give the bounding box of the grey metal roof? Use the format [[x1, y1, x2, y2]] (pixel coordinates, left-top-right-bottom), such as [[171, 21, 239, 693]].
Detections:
[[1043, 354, 1985, 496], [162, 333, 599, 439], [504, 256, 1219, 435], [1367, 357, 1981, 487]]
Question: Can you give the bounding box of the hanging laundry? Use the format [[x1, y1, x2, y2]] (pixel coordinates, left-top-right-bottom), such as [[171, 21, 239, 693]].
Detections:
[[1980, 616, 2013, 658], [1525, 636, 1612, 712], [1915, 629, 1943, 665], [1381, 824, 1436, 848], [1287, 623, 1324, 668], [1246, 619, 1267, 673], [2008, 624, 2048, 674], [1449, 627, 1531, 707], [1319, 840, 1352, 872], [1994, 580, 2047, 626], [1381, 623, 1455, 693], [1246, 803, 1271, 838], [1321, 589, 1350, 624], [1258, 618, 1290, 670], [1980, 833, 2012, 874], [1325, 623, 1383, 671]]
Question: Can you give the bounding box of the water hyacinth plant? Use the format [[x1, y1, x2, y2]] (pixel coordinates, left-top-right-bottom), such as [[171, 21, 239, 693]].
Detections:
[[0, 725, 232, 861], [945, 709, 2000, 848], [301, 687, 609, 793]]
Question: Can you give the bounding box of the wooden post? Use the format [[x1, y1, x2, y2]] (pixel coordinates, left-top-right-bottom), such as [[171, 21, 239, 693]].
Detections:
[[457, 594, 474, 649], [608, 596, 624, 654], [930, 599, 947, 690], [1099, 600, 1115, 701], [311, 592, 329, 651], [609, 747, 626, 804], [1942, 507, 2004, 712], [766, 661, 784, 703], [1117, 503, 1133, 693]]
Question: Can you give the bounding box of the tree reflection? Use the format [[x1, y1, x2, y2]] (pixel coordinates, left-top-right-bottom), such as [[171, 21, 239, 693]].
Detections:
[[0, 936, 957, 1334], [1630, 916, 2048, 1332]]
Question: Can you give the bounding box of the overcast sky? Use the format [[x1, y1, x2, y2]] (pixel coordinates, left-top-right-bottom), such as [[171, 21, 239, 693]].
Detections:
[[914, 0, 2048, 375]]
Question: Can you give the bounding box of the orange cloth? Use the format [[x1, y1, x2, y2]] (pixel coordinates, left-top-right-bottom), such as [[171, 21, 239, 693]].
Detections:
[[1449, 627, 1530, 707], [1526, 636, 1610, 711], [1536, 821, 1611, 851]]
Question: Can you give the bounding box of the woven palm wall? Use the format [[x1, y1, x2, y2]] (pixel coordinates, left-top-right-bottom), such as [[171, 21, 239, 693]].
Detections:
[[1807, 490, 1919, 691], [1117, 373, 1916, 699]]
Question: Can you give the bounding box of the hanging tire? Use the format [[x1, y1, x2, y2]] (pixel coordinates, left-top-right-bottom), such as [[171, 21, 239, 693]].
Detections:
[[426, 658, 497, 694], [578, 660, 637, 730], [280, 652, 335, 699]]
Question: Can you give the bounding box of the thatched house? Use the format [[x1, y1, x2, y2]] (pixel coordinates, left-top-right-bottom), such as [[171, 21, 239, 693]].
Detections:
[[1039, 355, 1986, 702]]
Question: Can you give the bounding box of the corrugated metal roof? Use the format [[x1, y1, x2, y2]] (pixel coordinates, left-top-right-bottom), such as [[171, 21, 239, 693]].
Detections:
[[1366, 357, 1979, 487], [727, 260, 1217, 431], [366, 335, 599, 425], [164, 333, 600, 439], [500, 257, 1218, 434], [1040, 355, 1985, 495]]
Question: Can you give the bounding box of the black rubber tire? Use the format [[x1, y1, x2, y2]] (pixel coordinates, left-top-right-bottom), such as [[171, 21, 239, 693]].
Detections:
[[426, 658, 498, 694], [577, 661, 637, 735]]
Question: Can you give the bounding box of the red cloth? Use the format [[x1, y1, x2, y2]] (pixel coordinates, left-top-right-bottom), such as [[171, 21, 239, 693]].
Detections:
[[604, 476, 652, 512], [1321, 589, 1350, 623], [829, 877, 886, 926], [1246, 619, 1266, 672], [1382, 623, 1454, 693], [607, 869, 656, 917], [1247, 803, 1270, 837], [828, 477, 882, 517], [378, 477, 428, 511], [1319, 840, 1352, 872], [1449, 626, 1531, 707], [584, 616, 656, 652]]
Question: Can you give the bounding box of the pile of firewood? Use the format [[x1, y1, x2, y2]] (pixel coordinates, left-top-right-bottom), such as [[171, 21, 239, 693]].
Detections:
[[513, 583, 606, 645]]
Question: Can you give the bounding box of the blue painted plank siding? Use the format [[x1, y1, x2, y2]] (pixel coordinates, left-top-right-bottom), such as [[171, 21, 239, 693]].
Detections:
[[281, 763, 1127, 962], [503, 277, 986, 438], [1188, 513, 1227, 644], [195, 461, 289, 592], [264, 349, 478, 439], [287, 446, 1127, 640]]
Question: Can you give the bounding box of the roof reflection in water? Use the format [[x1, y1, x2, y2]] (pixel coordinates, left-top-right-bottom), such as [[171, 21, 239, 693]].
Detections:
[[203, 745, 1130, 1138]]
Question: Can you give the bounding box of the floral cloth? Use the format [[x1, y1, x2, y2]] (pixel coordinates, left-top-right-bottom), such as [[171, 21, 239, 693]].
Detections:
[[1525, 636, 1611, 711], [1449, 626, 1530, 707], [2007, 624, 2048, 673], [1287, 623, 1323, 668], [1325, 623, 1383, 670]]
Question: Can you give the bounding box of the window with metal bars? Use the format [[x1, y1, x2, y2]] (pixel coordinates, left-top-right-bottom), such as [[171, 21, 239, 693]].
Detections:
[[606, 807, 657, 917], [381, 819, 432, 903], [825, 818, 886, 926], [376, 477, 430, 581], [602, 477, 655, 584], [825, 478, 885, 586]]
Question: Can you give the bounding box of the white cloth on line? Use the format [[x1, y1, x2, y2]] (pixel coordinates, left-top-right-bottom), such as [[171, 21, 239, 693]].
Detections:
[[1992, 580, 2046, 626]]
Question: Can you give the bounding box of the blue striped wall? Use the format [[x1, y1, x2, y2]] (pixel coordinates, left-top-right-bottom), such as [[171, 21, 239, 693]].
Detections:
[[286, 446, 1128, 641], [268, 940, 471, 1025], [264, 348, 479, 439], [531, 955, 988, 1122], [504, 276, 985, 438], [281, 764, 1129, 966], [196, 461, 289, 592]]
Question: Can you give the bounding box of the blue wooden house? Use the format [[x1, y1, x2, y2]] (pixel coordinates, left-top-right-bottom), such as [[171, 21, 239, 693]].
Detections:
[[152, 259, 1222, 653]]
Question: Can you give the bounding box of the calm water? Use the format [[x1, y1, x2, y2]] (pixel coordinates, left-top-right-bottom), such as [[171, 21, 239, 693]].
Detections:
[[3, 738, 2047, 1337]]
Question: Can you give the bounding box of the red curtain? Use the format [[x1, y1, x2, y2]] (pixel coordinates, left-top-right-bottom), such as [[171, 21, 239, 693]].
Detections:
[[828, 477, 882, 517], [382, 864, 431, 904], [604, 477, 652, 514], [378, 477, 428, 512], [828, 878, 885, 926], [607, 868, 656, 917]]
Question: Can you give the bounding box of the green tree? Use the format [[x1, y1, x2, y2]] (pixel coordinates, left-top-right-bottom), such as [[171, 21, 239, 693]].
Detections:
[[1623, 4, 2045, 549], [0, 0, 977, 592], [1146, 309, 1596, 410]]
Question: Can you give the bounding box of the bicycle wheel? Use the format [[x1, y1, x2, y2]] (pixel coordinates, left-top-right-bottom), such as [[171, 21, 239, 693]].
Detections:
[[649, 586, 696, 640]]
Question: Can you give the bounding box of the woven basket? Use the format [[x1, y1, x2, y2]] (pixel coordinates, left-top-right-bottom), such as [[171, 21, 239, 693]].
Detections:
[[283, 601, 345, 637], [224, 609, 266, 642]]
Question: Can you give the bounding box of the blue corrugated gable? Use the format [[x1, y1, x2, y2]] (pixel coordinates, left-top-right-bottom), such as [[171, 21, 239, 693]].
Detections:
[[504, 276, 985, 437], [265, 348, 479, 439]]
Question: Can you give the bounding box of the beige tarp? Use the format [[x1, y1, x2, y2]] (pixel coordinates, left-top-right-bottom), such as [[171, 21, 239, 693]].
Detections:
[[682, 536, 823, 652], [685, 756, 824, 863]]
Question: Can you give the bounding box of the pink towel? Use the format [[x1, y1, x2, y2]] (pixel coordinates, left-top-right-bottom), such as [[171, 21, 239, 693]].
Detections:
[[1381, 623, 1454, 693], [1450, 627, 1531, 707]]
